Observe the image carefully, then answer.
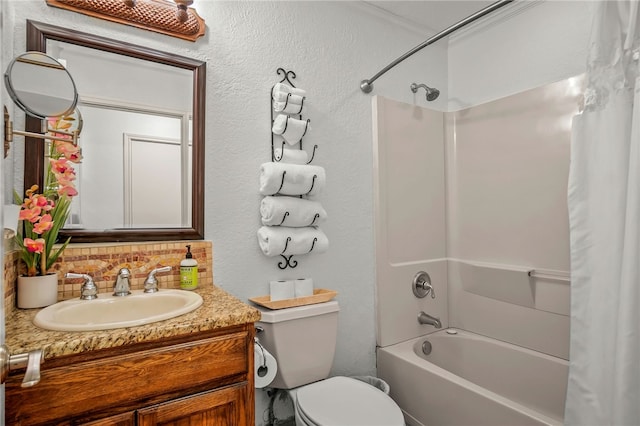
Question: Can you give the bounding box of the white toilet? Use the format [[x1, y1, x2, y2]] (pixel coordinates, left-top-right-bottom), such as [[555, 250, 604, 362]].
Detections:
[[256, 301, 405, 426]]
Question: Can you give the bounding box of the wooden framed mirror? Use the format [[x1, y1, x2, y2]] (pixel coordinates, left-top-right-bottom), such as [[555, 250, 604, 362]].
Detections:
[[24, 20, 205, 243]]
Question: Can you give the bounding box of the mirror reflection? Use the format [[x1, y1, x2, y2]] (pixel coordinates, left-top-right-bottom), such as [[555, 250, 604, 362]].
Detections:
[[4, 52, 77, 119], [23, 20, 205, 242], [50, 41, 193, 230]]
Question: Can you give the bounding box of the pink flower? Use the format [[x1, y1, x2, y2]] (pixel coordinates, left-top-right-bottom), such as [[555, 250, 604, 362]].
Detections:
[[58, 184, 78, 197], [48, 117, 74, 141], [31, 194, 54, 211], [19, 207, 41, 223], [49, 158, 72, 175], [25, 184, 38, 197], [54, 141, 82, 163], [24, 238, 45, 254], [33, 214, 53, 234], [48, 117, 72, 131], [57, 176, 76, 187]]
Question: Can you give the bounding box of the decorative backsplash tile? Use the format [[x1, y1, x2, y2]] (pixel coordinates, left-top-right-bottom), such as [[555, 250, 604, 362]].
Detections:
[[4, 241, 213, 312]]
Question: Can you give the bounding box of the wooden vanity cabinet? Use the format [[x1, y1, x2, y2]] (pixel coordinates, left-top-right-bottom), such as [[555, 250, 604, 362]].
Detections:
[[5, 324, 255, 426]]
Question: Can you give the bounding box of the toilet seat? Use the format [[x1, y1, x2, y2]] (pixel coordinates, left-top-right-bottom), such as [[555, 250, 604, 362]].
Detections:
[[295, 376, 404, 426]]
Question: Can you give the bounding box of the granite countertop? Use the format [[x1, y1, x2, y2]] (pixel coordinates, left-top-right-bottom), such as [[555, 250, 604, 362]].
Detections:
[[5, 284, 262, 360]]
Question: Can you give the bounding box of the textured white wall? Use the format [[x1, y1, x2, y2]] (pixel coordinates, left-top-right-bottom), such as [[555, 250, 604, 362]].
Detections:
[[3, 1, 446, 423], [448, 0, 594, 110]]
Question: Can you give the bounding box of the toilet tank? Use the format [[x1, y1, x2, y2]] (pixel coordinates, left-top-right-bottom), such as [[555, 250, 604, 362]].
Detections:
[[256, 301, 339, 389]]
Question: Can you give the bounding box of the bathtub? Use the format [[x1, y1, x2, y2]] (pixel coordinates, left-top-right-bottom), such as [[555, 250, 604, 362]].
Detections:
[[377, 329, 568, 426]]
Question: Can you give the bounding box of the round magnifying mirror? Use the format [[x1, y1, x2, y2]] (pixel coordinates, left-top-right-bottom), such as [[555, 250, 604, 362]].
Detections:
[[4, 52, 78, 119]]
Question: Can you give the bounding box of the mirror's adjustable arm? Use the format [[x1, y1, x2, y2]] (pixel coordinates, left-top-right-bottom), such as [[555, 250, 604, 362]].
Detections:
[[0, 345, 45, 387], [4, 106, 79, 152], [10, 128, 79, 145]]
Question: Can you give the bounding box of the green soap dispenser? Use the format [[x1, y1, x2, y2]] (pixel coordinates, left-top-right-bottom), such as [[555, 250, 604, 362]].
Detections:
[[180, 245, 198, 290]]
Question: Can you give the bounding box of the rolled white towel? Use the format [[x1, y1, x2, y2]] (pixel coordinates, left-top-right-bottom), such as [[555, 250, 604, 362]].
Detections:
[[272, 92, 304, 104], [261, 196, 327, 227], [273, 99, 305, 115], [259, 162, 325, 197], [272, 114, 310, 145], [272, 82, 306, 100], [257, 226, 328, 257], [273, 147, 308, 165]]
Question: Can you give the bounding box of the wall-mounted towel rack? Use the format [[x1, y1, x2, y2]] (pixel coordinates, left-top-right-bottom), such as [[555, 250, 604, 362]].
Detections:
[[270, 68, 318, 164], [261, 68, 327, 270]]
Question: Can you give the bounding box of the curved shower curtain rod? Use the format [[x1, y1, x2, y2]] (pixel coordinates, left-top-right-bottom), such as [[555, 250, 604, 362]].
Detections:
[[360, 0, 514, 94]]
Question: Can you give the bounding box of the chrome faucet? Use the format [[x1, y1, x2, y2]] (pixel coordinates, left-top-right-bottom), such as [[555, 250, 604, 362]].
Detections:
[[65, 272, 98, 300], [143, 266, 172, 293], [418, 311, 442, 329], [113, 268, 131, 296]]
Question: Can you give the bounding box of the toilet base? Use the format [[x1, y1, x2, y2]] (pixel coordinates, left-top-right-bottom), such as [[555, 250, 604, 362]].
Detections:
[[266, 376, 403, 426]]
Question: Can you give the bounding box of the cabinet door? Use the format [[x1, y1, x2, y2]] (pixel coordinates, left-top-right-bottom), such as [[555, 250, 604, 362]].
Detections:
[[137, 383, 249, 426], [82, 411, 135, 426]]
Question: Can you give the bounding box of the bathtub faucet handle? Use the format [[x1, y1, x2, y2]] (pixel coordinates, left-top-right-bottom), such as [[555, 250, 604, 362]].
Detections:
[[413, 271, 435, 299]]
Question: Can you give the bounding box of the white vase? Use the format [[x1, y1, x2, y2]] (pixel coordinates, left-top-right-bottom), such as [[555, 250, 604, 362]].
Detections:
[[17, 273, 59, 309]]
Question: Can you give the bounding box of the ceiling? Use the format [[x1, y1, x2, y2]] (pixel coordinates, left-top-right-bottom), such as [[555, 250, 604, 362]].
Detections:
[[363, 1, 496, 34]]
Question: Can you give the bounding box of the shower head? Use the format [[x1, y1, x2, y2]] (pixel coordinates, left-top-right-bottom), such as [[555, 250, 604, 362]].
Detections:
[[425, 87, 440, 101], [410, 83, 440, 101]]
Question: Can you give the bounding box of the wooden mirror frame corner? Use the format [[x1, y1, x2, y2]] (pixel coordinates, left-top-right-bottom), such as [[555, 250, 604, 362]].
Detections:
[[24, 20, 205, 243]]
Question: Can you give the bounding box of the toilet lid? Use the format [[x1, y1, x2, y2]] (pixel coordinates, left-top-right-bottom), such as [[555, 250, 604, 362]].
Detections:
[[296, 376, 404, 426]]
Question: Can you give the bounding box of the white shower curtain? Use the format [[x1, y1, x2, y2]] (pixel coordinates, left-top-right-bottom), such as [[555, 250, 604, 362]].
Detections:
[[566, 1, 640, 425]]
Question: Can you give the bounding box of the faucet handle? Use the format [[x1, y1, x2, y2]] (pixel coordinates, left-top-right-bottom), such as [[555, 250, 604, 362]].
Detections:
[[413, 271, 435, 299], [144, 266, 172, 293], [65, 272, 97, 300]]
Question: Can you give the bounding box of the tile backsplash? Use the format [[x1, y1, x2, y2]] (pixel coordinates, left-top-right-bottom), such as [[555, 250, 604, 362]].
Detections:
[[4, 241, 213, 312]]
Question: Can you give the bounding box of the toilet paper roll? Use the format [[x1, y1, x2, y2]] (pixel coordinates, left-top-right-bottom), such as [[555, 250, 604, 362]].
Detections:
[[254, 342, 278, 388], [270, 280, 295, 301], [294, 278, 314, 297]]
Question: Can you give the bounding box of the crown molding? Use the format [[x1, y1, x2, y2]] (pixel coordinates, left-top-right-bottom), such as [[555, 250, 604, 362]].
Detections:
[[448, 0, 545, 44], [348, 1, 438, 37], [343, 1, 546, 47]]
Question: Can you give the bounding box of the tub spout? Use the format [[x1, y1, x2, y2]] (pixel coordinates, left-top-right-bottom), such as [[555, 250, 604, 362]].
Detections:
[[418, 311, 442, 329]]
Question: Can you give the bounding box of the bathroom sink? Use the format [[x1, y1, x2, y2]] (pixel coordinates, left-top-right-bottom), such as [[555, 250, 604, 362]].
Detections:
[[33, 289, 203, 332]]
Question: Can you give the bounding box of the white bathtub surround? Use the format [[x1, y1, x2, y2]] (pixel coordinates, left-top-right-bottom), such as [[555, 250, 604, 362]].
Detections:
[[448, 260, 571, 360], [378, 330, 567, 426], [373, 75, 586, 424], [565, 3, 640, 424], [372, 96, 448, 347]]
